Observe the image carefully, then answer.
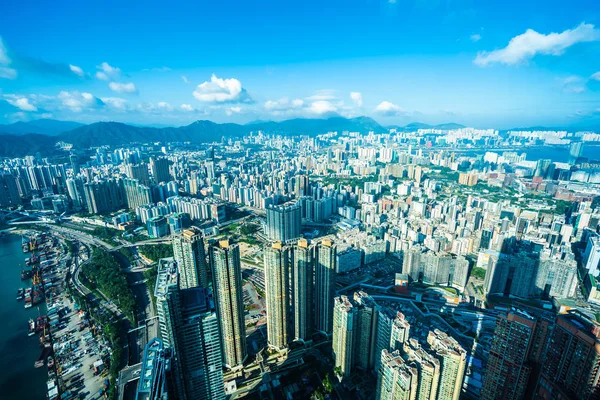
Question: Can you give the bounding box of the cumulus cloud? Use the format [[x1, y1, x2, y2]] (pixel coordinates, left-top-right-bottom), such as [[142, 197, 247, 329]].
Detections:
[[193, 74, 251, 103], [470, 34, 482, 42], [350, 92, 363, 106], [96, 62, 121, 81], [180, 103, 194, 111], [101, 97, 128, 110], [307, 100, 337, 115], [69, 64, 84, 77], [157, 102, 173, 111], [374, 101, 406, 116], [225, 106, 243, 116], [591, 72, 600, 81], [109, 82, 137, 94], [0, 37, 17, 80], [264, 97, 304, 111], [475, 23, 600, 66], [6, 96, 37, 111], [58, 91, 104, 112]]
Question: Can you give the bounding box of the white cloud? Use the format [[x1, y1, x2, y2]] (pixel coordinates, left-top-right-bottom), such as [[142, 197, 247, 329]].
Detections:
[[181, 75, 189, 84], [6, 97, 37, 112], [0, 66, 17, 79], [180, 103, 194, 111], [374, 101, 406, 116], [307, 100, 337, 115], [0, 37, 17, 80], [264, 97, 304, 111], [470, 34, 482, 42], [564, 85, 585, 93], [306, 89, 336, 101], [69, 64, 84, 77], [475, 23, 600, 66], [101, 97, 128, 110], [57, 91, 103, 112], [591, 71, 600, 81], [350, 92, 363, 107], [109, 82, 137, 94], [142, 66, 171, 72], [193, 74, 251, 103], [95, 71, 109, 81], [157, 102, 173, 111], [0, 37, 10, 65], [96, 62, 121, 80], [225, 106, 243, 116]]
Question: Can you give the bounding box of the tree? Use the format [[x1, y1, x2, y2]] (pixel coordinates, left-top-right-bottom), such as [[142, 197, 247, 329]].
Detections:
[[322, 373, 333, 394]]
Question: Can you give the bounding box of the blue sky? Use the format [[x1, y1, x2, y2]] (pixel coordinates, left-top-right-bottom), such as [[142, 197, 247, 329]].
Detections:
[[1, 0, 599, 129]]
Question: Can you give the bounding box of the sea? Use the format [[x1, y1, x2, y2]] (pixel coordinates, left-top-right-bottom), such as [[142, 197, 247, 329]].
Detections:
[[455, 143, 600, 163], [0, 234, 48, 399]]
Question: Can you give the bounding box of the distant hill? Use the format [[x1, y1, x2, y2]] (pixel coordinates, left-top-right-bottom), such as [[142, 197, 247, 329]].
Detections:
[[0, 119, 85, 136], [0, 134, 58, 156], [0, 116, 474, 156], [57, 116, 387, 148], [388, 122, 467, 131]]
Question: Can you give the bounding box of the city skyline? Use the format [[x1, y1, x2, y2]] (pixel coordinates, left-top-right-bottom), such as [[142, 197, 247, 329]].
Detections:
[[1, 0, 599, 128]]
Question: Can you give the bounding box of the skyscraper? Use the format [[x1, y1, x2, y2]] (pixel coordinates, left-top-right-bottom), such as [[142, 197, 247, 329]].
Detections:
[[403, 338, 441, 399], [135, 338, 173, 400], [536, 312, 600, 400], [290, 238, 314, 342], [210, 238, 247, 369], [481, 309, 539, 399], [314, 238, 336, 333], [264, 242, 290, 350], [353, 291, 380, 371], [427, 329, 467, 400], [265, 202, 302, 243], [332, 295, 356, 379], [154, 258, 225, 400], [126, 162, 151, 185], [377, 350, 418, 400], [150, 156, 172, 183], [172, 228, 209, 289]]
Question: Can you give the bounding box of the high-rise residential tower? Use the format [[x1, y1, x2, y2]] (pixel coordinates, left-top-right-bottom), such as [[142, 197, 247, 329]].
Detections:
[[264, 242, 290, 350], [314, 238, 336, 333], [210, 238, 247, 369], [150, 156, 172, 183], [481, 309, 539, 400], [172, 227, 209, 289], [332, 295, 356, 379], [265, 202, 302, 243], [376, 350, 418, 400], [353, 291, 380, 371], [536, 312, 600, 400], [427, 329, 467, 400], [291, 238, 314, 342]]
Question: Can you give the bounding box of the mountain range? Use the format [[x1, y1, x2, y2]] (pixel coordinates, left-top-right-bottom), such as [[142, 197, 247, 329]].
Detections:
[[1, 116, 587, 158]]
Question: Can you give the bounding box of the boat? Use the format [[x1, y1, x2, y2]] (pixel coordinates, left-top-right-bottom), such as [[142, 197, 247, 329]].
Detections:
[[28, 319, 36, 336], [17, 288, 24, 300], [21, 269, 34, 280], [24, 302, 33, 309], [47, 357, 54, 369], [34, 347, 51, 368]]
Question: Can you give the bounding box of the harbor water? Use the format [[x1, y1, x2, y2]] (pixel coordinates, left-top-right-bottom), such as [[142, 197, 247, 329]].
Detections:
[[0, 233, 47, 399]]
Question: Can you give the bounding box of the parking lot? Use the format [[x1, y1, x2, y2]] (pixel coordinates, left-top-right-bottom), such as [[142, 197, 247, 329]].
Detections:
[[53, 295, 109, 399]]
